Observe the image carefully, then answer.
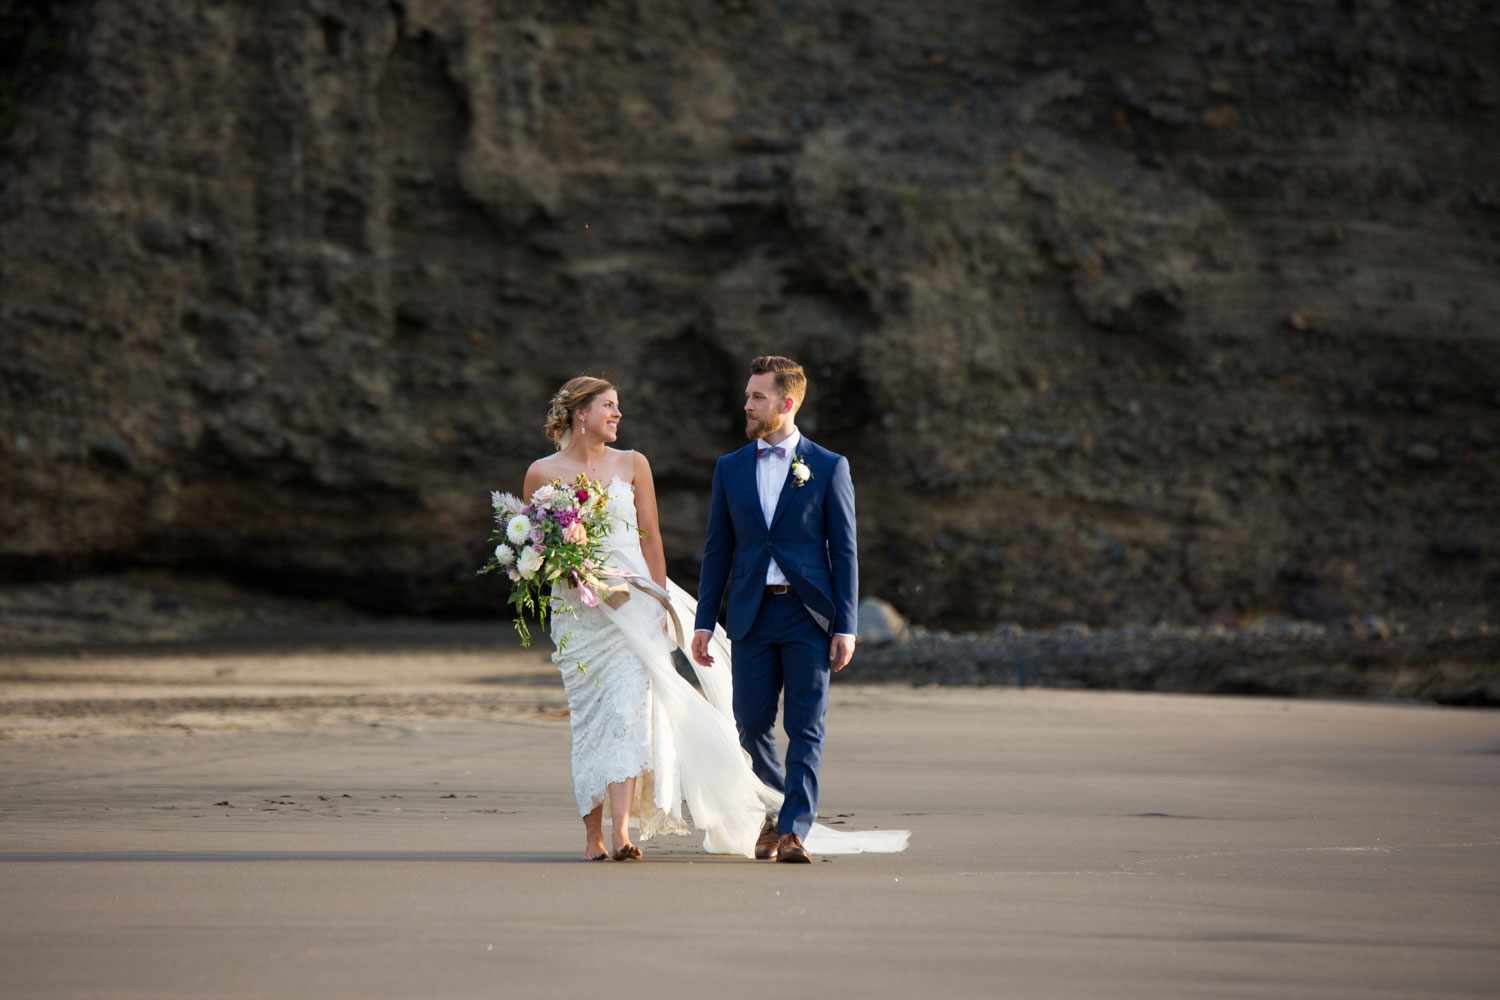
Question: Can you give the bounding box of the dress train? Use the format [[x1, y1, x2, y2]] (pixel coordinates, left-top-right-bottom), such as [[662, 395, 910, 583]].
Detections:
[[595, 548, 909, 857]]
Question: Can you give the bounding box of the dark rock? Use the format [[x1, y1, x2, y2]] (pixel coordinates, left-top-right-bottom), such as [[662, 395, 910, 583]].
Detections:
[[1277, 563, 1318, 585], [88, 432, 133, 471], [857, 597, 909, 644], [1289, 586, 1349, 625], [0, 0, 1494, 638], [729, 134, 802, 155], [1405, 442, 1441, 464], [135, 218, 184, 253], [527, 232, 565, 256], [733, 164, 788, 190], [395, 301, 433, 331], [1429, 538, 1482, 560], [846, 619, 1500, 706]]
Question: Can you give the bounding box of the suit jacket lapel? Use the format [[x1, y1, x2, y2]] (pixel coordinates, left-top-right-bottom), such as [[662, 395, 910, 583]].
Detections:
[[733, 444, 763, 528], [767, 438, 811, 532]]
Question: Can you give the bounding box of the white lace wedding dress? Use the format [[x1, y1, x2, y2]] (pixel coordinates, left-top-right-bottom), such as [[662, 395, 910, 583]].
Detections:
[[550, 475, 909, 857]]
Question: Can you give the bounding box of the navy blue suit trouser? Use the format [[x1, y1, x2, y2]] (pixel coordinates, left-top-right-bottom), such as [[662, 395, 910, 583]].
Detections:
[[730, 591, 830, 840]]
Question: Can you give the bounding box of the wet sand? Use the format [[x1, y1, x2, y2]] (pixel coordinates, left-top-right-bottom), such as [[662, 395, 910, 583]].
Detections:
[[2, 631, 1499, 998]]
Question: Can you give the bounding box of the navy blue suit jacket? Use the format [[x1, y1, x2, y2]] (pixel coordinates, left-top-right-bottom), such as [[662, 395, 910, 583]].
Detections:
[[695, 437, 858, 642]]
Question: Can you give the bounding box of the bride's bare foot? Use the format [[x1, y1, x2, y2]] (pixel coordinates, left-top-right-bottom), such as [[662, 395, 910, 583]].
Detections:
[[582, 806, 608, 860], [606, 776, 638, 859], [610, 819, 641, 860]]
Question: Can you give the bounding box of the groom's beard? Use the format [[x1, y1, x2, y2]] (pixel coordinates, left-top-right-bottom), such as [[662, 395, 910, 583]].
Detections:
[[746, 411, 783, 440]]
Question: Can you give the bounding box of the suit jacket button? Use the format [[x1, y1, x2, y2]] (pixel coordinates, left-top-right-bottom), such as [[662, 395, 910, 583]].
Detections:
[[764, 541, 771, 547]]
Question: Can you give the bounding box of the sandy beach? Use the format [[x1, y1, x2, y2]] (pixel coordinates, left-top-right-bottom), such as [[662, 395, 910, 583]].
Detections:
[[3, 629, 1499, 998]]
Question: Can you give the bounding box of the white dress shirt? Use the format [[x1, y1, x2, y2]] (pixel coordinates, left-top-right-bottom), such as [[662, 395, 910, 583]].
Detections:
[[756, 432, 854, 641], [756, 430, 800, 587]]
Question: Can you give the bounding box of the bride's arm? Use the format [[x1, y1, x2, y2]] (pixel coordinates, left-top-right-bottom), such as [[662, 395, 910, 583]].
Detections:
[[631, 451, 669, 588]]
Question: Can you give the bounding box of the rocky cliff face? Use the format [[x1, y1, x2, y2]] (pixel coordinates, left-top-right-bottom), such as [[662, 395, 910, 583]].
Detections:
[[2, 0, 1497, 631]]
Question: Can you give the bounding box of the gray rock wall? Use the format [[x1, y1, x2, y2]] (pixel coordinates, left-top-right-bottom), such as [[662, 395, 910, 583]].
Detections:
[[2, 0, 1497, 630]]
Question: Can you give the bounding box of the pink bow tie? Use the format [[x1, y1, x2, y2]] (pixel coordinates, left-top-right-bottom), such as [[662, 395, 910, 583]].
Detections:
[[757, 445, 786, 460]]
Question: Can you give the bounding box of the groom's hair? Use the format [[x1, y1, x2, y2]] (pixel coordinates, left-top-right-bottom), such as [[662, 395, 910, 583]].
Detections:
[[749, 355, 807, 406]]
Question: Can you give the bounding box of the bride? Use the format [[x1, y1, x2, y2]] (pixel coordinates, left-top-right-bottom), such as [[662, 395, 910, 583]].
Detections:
[[522, 376, 908, 861]]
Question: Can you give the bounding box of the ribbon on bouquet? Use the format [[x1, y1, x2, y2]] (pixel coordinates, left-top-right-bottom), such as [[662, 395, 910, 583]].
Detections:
[[589, 567, 686, 650]]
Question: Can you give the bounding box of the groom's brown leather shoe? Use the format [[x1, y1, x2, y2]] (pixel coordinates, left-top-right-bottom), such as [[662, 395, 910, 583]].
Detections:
[[776, 833, 811, 863], [755, 819, 779, 860]]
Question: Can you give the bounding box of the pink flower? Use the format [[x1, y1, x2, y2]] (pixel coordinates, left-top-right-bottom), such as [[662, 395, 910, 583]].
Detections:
[[575, 488, 589, 504], [568, 569, 600, 607], [563, 521, 587, 545]]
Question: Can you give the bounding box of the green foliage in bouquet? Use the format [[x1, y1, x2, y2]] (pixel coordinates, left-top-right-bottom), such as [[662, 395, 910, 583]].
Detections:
[[479, 476, 616, 646]]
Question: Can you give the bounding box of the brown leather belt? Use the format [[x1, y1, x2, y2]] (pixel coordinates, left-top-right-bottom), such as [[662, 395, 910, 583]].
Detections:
[[764, 584, 790, 595]]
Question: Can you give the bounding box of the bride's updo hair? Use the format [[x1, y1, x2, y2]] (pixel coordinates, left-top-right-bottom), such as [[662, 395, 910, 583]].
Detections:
[[544, 376, 616, 448]]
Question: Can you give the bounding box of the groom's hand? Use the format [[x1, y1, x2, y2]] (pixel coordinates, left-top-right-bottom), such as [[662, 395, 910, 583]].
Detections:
[[691, 630, 714, 667], [829, 635, 855, 672]]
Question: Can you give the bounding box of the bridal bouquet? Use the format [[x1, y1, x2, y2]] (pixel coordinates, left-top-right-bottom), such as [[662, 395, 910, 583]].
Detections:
[[479, 476, 618, 646]]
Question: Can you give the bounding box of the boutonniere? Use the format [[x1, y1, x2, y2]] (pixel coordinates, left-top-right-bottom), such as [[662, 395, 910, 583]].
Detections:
[[789, 454, 812, 487]]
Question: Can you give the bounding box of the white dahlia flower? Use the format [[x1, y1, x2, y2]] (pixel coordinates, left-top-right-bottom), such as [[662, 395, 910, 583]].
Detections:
[[506, 515, 532, 547]]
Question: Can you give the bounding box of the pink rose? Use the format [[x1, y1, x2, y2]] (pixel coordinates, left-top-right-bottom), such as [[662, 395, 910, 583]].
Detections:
[[563, 521, 587, 545]]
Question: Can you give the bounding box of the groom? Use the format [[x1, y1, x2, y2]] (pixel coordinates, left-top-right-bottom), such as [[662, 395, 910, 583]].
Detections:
[[691, 355, 858, 864]]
